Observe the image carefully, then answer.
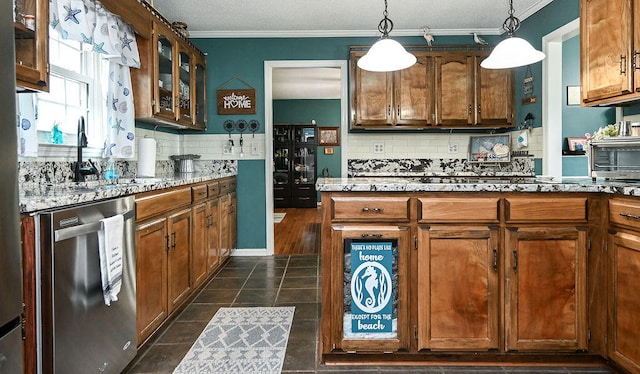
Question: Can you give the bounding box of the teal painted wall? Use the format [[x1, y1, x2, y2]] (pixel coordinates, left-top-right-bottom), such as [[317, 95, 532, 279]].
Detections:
[[273, 99, 342, 195], [191, 35, 498, 249], [190, 1, 578, 249], [561, 35, 615, 176], [516, 0, 580, 175]]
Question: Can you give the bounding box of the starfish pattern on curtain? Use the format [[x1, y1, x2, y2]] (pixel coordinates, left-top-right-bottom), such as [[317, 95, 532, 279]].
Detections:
[[50, 0, 140, 159]]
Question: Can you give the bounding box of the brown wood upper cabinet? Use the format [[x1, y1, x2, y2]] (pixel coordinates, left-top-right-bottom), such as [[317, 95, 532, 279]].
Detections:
[[15, 0, 49, 92], [350, 51, 435, 129], [580, 0, 640, 105], [131, 19, 207, 130], [436, 52, 513, 128], [350, 47, 514, 130]]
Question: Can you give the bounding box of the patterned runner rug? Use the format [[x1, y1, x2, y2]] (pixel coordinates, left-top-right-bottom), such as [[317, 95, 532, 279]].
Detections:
[[173, 307, 295, 374]]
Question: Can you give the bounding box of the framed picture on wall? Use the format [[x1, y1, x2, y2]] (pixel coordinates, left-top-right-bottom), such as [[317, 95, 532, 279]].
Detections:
[[318, 127, 340, 146], [567, 137, 587, 151]]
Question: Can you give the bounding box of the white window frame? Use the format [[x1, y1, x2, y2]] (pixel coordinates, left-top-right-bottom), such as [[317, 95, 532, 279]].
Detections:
[[34, 29, 109, 158]]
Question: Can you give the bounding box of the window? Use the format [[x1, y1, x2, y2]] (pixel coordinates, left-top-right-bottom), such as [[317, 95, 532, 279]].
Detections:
[[35, 27, 109, 148]]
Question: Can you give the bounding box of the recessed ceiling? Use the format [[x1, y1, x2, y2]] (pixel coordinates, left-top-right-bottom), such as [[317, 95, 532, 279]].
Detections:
[[149, 0, 552, 38]]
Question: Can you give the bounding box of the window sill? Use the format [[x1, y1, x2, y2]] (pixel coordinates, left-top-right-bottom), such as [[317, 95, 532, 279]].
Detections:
[[34, 143, 104, 159]]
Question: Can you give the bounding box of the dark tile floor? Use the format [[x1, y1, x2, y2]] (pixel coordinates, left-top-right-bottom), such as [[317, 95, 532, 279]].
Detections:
[[124, 255, 615, 374]]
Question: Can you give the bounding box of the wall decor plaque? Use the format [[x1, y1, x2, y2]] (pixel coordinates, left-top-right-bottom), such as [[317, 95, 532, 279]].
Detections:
[[217, 77, 256, 114]]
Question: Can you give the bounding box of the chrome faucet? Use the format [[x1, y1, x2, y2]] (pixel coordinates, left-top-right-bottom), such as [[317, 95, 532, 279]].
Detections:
[[73, 116, 99, 182]]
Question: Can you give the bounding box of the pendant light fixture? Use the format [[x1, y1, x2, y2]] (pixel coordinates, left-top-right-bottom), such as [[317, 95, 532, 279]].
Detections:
[[481, 0, 545, 69], [357, 0, 416, 72]]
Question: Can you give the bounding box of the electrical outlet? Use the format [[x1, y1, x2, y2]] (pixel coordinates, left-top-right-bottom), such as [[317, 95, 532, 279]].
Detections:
[[251, 142, 259, 155], [448, 143, 458, 154], [223, 144, 233, 155], [373, 143, 385, 154]]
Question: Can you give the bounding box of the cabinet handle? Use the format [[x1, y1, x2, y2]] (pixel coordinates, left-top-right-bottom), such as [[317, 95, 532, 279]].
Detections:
[[171, 232, 176, 249], [165, 234, 170, 252], [492, 248, 498, 271], [361, 233, 383, 238], [634, 51, 640, 71], [619, 212, 640, 220], [361, 207, 384, 212], [477, 104, 481, 114], [620, 55, 627, 75], [388, 105, 391, 116], [397, 105, 400, 117], [468, 105, 472, 115], [206, 214, 213, 227], [512, 250, 518, 272]]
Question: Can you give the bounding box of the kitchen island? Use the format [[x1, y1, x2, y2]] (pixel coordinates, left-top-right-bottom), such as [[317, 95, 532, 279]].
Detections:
[[316, 177, 640, 372]]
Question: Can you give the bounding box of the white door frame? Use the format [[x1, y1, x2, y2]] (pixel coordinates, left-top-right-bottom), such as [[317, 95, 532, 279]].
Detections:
[[542, 18, 579, 177], [263, 60, 349, 255]]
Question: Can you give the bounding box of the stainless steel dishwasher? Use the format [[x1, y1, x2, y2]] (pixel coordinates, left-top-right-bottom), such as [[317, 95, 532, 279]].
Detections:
[[37, 196, 136, 373]]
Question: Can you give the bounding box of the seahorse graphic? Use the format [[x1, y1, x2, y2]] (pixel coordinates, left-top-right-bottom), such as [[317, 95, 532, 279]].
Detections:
[[361, 265, 379, 308]]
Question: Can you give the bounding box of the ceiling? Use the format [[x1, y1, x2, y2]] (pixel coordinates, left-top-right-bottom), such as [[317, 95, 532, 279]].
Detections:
[[148, 0, 553, 99]]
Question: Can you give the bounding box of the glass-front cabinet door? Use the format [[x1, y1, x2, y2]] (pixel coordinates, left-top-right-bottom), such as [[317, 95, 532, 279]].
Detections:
[[177, 47, 192, 126], [273, 126, 291, 208], [193, 53, 207, 130], [154, 22, 176, 121], [293, 126, 316, 185], [14, 0, 49, 91]]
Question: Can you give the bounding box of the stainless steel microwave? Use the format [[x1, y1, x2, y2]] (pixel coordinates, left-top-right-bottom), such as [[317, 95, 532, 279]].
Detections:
[[589, 137, 640, 180]]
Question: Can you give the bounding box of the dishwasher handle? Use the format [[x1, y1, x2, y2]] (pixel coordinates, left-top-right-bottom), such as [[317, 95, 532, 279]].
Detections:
[[54, 209, 135, 242]]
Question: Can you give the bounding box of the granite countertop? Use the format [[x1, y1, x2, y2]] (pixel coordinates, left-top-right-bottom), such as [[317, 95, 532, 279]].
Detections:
[[316, 176, 640, 196], [19, 172, 236, 214]]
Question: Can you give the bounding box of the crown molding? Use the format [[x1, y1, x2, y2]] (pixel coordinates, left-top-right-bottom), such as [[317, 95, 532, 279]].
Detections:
[[189, 27, 502, 39]]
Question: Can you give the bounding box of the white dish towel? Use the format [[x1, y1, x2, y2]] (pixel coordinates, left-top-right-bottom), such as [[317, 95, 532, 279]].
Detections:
[[98, 214, 124, 306]]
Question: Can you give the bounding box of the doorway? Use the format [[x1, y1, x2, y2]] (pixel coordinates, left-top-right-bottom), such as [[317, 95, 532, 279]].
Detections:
[[542, 18, 579, 177], [264, 60, 349, 255]]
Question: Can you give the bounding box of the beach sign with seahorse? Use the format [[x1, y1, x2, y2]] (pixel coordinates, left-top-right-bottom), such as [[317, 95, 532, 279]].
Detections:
[[350, 241, 393, 334]]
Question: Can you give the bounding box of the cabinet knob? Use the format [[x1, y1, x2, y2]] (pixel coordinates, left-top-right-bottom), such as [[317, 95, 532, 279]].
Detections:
[[361, 207, 384, 212]]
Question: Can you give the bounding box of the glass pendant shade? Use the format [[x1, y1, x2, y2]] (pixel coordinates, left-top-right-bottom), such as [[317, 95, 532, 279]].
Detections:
[[480, 36, 545, 69], [357, 38, 417, 72]]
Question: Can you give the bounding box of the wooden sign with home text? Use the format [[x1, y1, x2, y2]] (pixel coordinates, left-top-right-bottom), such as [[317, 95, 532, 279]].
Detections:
[[217, 89, 256, 114]]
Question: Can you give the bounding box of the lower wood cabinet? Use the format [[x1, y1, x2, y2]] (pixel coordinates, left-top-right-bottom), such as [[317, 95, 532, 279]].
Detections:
[[417, 225, 499, 351], [504, 226, 588, 351], [191, 201, 209, 288], [136, 206, 192, 345], [135, 177, 236, 346], [328, 225, 410, 353], [321, 192, 597, 364], [206, 197, 220, 273], [607, 230, 640, 373]]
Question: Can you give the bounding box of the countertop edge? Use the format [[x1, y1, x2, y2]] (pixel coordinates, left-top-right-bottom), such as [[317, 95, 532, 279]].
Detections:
[[19, 173, 237, 214]]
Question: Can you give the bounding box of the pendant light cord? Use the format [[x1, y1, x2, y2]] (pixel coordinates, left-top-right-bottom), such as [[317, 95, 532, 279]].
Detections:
[[378, 0, 394, 38]]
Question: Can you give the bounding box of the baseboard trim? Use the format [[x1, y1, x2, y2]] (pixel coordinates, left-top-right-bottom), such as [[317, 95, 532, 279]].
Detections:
[[231, 248, 268, 256]]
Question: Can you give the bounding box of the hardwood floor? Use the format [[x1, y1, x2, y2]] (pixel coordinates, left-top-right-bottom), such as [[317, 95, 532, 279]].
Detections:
[[274, 207, 321, 255]]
